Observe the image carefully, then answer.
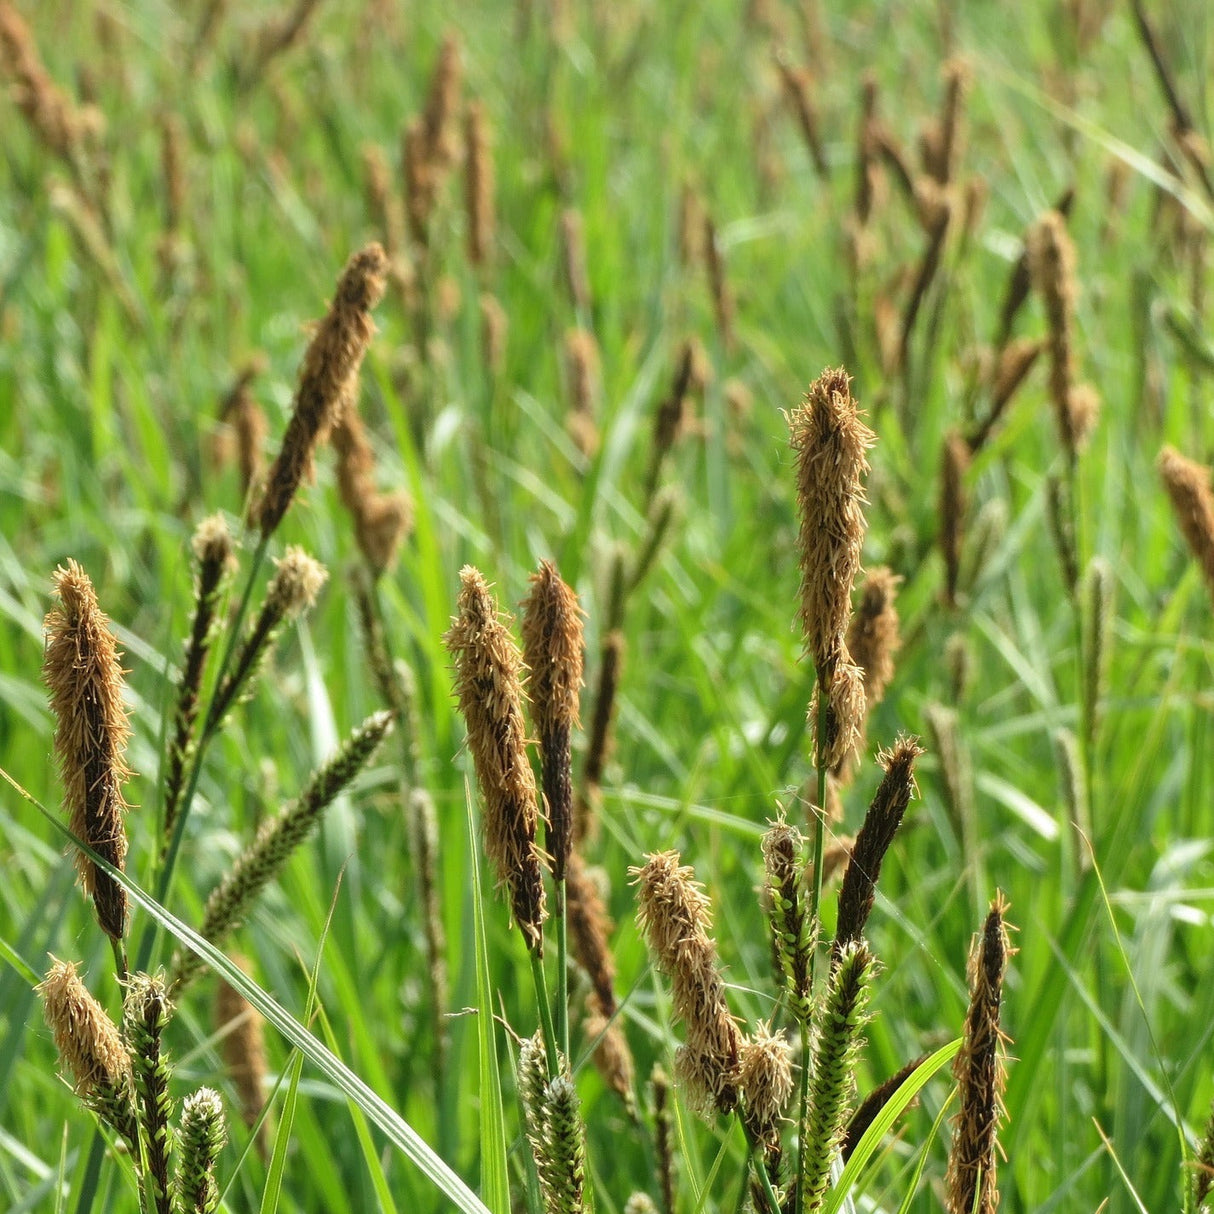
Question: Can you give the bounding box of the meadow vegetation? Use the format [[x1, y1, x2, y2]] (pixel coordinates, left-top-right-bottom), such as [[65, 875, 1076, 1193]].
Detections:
[[1, 1, 1214, 1212]]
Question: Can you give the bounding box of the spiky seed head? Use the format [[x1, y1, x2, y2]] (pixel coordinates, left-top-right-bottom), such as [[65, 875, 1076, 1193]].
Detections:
[[810, 651, 867, 770], [39, 959, 132, 1099], [444, 566, 546, 951], [788, 368, 876, 685], [738, 1021, 794, 1150], [266, 546, 327, 618], [191, 514, 237, 572], [521, 560, 584, 736], [43, 560, 133, 941]]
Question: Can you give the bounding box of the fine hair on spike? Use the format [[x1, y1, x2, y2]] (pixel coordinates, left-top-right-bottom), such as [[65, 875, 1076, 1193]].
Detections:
[[43, 560, 134, 942]]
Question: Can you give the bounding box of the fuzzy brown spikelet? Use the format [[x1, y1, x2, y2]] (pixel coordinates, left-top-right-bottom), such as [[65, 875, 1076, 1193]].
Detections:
[[38, 959, 136, 1144], [789, 368, 877, 687], [464, 100, 494, 268], [43, 561, 133, 942], [1159, 445, 1214, 602], [946, 894, 1013, 1214], [846, 567, 901, 715], [521, 560, 584, 880], [255, 244, 389, 536], [738, 1021, 793, 1151], [445, 567, 546, 951], [633, 851, 742, 1116], [1028, 211, 1082, 460], [810, 652, 866, 770], [567, 855, 616, 1016]]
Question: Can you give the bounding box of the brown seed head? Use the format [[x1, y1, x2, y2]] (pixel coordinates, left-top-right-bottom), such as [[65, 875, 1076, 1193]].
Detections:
[[43, 560, 133, 941], [444, 567, 546, 951], [1027, 211, 1079, 458], [0, 2, 84, 159], [191, 514, 237, 574], [939, 430, 971, 609], [738, 1021, 794, 1150], [1067, 382, 1101, 451], [255, 244, 388, 536], [774, 55, 827, 177], [422, 32, 462, 172], [403, 117, 437, 248], [810, 651, 866, 770], [946, 893, 1013, 1214], [846, 567, 901, 713], [702, 212, 735, 353], [266, 546, 327, 618], [632, 850, 743, 1116], [788, 367, 877, 683], [567, 854, 616, 1016], [38, 959, 132, 1098], [464, 100, 494, 268], [1159, 445, 1214, 601]]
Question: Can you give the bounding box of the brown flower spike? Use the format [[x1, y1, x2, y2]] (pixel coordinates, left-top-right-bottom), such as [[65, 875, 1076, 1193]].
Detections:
[[633, 851, 743, 1116], [43, 560, 133, 942], [254, 243, 389, 537], [1159, 445, 1214, 604], [445, 567, 547, 952]]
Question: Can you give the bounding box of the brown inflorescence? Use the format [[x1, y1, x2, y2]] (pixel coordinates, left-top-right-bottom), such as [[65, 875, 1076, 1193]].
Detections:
[[633, 851, 743, 1117], [216, 957, 270, 1161], [214, 363, 270, 504], [564, 328, 600, 457], [464, 99, 495, 268], [254, 243, 389, 537], [737, 1021, 793, 1153], [1159, 445, 1214, 602], [1028, 210, 1081, 460], [521, 560, 584, 880], [444, 567, 547, 952], [845, 567, 901, 719], [43, 561, 133, 942], [945, 893, 1013, 1214], [939, 429, 971, 610]]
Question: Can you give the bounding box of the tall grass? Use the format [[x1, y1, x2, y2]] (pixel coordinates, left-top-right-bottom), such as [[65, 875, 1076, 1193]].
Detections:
[[1, 2, 1213, 1212]]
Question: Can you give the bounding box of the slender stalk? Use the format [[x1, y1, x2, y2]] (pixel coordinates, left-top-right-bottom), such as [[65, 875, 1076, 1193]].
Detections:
[[136, 537, 269, 973], [555, 881, 570, 1064], [530, 950, 560, 1079], [745, 1123, 782, 1214]]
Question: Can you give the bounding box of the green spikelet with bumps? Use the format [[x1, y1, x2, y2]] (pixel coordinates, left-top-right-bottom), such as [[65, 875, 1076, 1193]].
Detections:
[[175, 1087, 227, 1214], [762, 820, 814, 1026], [123, 973, 175, 1214]]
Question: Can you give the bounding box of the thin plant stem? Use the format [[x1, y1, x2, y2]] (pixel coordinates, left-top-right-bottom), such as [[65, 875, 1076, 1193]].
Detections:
[[555, 878, 570, 1064], [136, 536, 269, 972], [529, 949, 561, 1079]]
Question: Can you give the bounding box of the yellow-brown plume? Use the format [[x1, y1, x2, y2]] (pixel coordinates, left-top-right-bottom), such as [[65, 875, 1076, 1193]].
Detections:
[[1159, 445, 1214, 603], [521, 560, 584, 880], [946, 894, 1013, 1214], [255, 244, 389, 537], [788, 367, 876, 685], [444, 567, 547, 952], [577, 628, 624, 844], [969, 337, 1043, 453], [216, 956, 270, 1162], [738, 1021, 793, 1152], [464, 100, 495, 268], [633, 851, 743, 1117], [43, 561, 133, 942]]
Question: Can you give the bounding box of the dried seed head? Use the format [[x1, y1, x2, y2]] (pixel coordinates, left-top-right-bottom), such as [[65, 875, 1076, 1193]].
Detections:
[[788, 368, 877, 684], [946, 894, 1013, 1214], [444, 567, 546, 951], [775, 55, 827, 177], [191, 514, 236, 573], [935, 58, 970, 185], [1027, 211, 1080, 459], [464, 100, 494, 267], [738, 1021, 794, 1150], [39, 958, 132, 1100], [43, 560, 133, 941], [255, 243, 389, 536], [266, 546, 327, 618], [632, 851, 743, 1116], [810, 651, 866, 770], [216, 957, 270, 1160], [362, 142, 404, 255], [845, 567, 901, 715], [403, 117, 436, 247], [1159, 445, 1214, 602]]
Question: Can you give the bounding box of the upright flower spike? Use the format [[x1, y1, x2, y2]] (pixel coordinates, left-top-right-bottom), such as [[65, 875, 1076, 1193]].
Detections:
[[444, 566, 547, 952], [176, 1087, 227, 1214], [38, 959, 137, 1146], [946, 895, 1013, 1214], [123, 973, 175, 1214], [254, 243, 389, 537], [521, 560, 584, 882], [43, 560, 134, 942], [633, 851, 743, 1117]]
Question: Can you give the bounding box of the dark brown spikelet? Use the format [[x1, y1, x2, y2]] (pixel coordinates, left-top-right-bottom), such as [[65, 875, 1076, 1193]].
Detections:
[[788, 368, 877, 687], [521, 560, 584, 880], [216, 957, 270, 1161], [255, 243, 389, 537], [362, 143, 404, 256], [1028, 210, 1081, 460], [38, 959, 137, 1146], [843, 1052, 931, 1162], [577, 628, 624, 843], [933, 59, 970, 186], [464, 100, 495, 268], [242, 0, 323, 87], [946, 894, 1013, 1214], [43, 561, 133, 942], [444, 567, 547, 952], [834, 737, 924, 955], [633, 851, 743, 1117], [162, 516, 237, 846], [939, 430, 971, 609], [969, 337, 1043, 453], [1159, 445, 1214, 602], [775, 54, 827, 177], [995, 188, 1074, 350], [480, 292, 508, 379], [566, 855, 616, 1017], [845, 567, 901, 717]]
